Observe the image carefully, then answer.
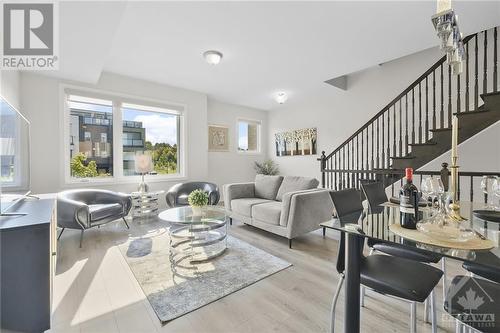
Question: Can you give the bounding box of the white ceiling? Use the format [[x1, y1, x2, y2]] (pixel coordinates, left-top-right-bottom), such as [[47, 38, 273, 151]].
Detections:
[[50, 1, 500, 111]]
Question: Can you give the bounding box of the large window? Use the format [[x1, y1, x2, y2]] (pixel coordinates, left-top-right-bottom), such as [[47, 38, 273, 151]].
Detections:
[[238, 120, 260, 153], [65, 91, 183, 182]]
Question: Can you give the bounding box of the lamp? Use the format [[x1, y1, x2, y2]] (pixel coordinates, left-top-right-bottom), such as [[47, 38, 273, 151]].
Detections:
[[135, 154, 153, 193], [203, 50, 223, 65], [274, 92, 288, 104]]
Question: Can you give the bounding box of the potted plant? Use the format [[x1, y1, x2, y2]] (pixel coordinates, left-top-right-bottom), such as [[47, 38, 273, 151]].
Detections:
[[188, 189, 209, 216]]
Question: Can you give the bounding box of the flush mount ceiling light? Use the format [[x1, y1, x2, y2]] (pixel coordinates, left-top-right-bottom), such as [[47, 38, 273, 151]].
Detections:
[[203, 50, 223, 65], [274, 92, 288, 104]]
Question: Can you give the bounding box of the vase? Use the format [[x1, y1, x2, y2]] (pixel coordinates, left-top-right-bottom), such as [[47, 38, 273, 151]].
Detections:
[[191, 205, 203, 216]]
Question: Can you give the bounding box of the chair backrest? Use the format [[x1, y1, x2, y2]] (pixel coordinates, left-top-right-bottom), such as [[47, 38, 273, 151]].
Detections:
[[166, 181, 220, 207], [329, 188, 365, 274], [329, 188, 363, 218], [361, 182, 388, 211]]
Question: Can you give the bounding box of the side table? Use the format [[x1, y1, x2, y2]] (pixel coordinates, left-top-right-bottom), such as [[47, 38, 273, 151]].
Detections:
[[130, 191, 164, 219]]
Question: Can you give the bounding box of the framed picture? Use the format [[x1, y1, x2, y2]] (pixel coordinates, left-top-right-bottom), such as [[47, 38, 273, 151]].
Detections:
[[275, 127, 317, 156], [208, 125, 229, 152]]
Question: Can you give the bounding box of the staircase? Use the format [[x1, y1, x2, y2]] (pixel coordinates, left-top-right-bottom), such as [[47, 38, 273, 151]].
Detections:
[[320, 27, 500, 191]]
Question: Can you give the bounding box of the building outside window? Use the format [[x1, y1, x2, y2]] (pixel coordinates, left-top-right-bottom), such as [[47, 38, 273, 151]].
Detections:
[[65, 92, 183, 181], [238, 120, 260, 153]]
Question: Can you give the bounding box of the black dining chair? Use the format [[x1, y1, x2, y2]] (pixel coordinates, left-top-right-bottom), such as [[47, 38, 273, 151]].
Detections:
[[361, 181, 447, 316], [329, 188, 443, 333]]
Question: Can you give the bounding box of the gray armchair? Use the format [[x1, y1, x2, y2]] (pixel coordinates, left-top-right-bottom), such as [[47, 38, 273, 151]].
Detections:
[[166, 182, 220, 208], [57, 189, 132, 247]]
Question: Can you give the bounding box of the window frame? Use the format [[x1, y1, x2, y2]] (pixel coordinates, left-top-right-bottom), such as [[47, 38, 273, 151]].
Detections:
[[236, 118, 261, 154], [60, 84, 187, 186]]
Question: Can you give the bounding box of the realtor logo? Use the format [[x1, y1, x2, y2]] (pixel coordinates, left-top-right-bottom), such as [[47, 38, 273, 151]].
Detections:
[[1, 2, 58, 69], [444, 277, 496, 330]]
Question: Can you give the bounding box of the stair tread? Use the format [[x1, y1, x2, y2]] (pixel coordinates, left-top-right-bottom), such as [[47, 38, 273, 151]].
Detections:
[[454, 109, 491, 116], [391, 156, 415, 160], [430, 127, 452, 132], [408, 142, 438, 146]]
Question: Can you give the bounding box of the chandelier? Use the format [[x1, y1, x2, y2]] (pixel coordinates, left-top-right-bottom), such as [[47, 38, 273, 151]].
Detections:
[[431, 0, 465, 75]]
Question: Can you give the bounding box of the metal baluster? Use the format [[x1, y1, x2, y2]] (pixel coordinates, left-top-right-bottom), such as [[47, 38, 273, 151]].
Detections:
[[371, 123, 374, 169], [475, 34, 479, 109], [347, 142, 350, 187], [376, 118, 380, 169], [412, 88, 416, 143], [484, 30, 488, 94], [382, 113, 385, 169], [465, 42, 470, 111], [432, 70, 436, 129], [356, 135, 359, 189], [419, 82, 423, 143], [440, 65, 444, 128], [405, 94, 409, 155], [494, 27, 498, 92], [343, 146, 346, 188], [334, 153, 338, 190], [361, 129, 364, 171], [448, 65, 452, 127], [366, 126, 369, 171], [388, 107, 391, 168], [393, 103, 397, 158], [399, 99, 403, 156], [425, 76, 429, 141]]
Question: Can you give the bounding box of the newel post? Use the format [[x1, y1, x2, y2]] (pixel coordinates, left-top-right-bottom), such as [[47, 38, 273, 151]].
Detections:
[[440, 162, 449, 191], [320, 151, 326, 188]]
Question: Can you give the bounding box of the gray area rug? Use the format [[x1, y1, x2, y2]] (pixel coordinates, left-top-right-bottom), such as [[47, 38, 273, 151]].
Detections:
[[117, 225, 291, 323]]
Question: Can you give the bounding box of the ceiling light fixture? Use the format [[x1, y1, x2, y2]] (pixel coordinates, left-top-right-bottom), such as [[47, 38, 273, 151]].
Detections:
[[274, 92, 288, 104], [203, 50, 223, 65]]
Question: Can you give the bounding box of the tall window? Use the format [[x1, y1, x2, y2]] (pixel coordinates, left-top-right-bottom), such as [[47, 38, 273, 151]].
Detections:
[[65, 92, 183, 181], [68, 95, 113, 178], [122, 103, 179, 176], [238, 120, 260, 153]]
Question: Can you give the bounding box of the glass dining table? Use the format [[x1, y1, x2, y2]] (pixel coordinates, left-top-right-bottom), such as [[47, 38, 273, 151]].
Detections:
[[320, 201, 500, 333]]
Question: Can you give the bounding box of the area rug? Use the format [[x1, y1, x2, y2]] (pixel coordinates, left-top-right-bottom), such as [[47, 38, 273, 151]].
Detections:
[[117, 225, 291, 323]]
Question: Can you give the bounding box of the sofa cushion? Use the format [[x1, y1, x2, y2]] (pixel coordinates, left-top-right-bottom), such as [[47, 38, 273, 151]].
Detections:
[[276, 176, 319, 201], [254, 174, 283, 200], [88, 203, 122, 221], [252, 201, 282, 225], [231, 198, 273, 217]]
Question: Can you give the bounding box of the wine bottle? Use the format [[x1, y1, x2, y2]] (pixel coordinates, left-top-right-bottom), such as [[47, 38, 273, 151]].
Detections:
[[400, 168, 420, 229]]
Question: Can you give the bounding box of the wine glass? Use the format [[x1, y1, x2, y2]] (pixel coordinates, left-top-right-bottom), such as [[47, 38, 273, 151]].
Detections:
[[420, 178, 432, 205], [430, 178, 445, 225], [481, 176, 499, 210]]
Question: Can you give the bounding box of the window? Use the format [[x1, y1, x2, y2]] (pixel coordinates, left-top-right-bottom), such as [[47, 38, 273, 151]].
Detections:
[[122, 103, 179, 176], [65, 91, 184, 182], [238, 120, 260, 152]]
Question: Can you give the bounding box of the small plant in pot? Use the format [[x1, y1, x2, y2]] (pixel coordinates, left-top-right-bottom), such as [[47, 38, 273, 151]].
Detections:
[[188, 189, 209, 216]]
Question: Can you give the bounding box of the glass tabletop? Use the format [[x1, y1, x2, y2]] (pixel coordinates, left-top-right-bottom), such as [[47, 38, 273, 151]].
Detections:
[[158, 206, 226, 224], [321, 201, 500, 268]]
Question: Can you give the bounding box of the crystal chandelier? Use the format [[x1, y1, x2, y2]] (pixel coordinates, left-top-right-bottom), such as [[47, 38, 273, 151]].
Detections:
[[431, 0, 465, 75]]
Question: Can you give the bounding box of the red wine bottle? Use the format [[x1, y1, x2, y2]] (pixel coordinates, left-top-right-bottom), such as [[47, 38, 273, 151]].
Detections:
[[400, 168, 419, 229]]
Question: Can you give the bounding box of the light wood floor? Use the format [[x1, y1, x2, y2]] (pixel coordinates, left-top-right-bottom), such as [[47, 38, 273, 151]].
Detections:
[[49, 217, 464, 333]]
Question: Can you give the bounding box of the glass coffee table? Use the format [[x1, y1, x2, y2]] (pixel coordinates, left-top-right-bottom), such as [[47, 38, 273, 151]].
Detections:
[[158, 206, 228, 267]]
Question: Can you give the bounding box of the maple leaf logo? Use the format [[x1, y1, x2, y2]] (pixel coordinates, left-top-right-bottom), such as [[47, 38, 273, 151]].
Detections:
[[457, 288, 485, 311]]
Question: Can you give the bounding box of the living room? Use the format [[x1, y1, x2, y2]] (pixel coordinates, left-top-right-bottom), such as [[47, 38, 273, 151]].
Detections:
[[1, 1, 500, 333]]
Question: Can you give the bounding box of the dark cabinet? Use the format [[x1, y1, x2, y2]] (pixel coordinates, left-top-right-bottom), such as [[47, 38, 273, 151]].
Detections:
[[0, 199, 56, 333]]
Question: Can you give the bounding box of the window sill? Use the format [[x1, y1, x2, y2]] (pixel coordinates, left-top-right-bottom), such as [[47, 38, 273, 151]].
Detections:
[[65, 175, 187, 187], [236, 151, 262, 156]]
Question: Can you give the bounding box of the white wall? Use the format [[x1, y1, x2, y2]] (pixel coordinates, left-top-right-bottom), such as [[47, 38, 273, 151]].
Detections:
[[268, 46, 444, 180], [0, 71, 21, 109], [18, 72, 267, 196], [207, 99, 268, 193]]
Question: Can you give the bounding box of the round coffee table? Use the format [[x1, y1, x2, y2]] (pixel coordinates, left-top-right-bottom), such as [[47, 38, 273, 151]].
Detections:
[[158, 206, 227, 267]]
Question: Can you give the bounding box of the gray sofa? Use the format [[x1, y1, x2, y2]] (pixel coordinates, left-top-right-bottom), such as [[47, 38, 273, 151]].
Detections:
[[224, 175, 334, 248]]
